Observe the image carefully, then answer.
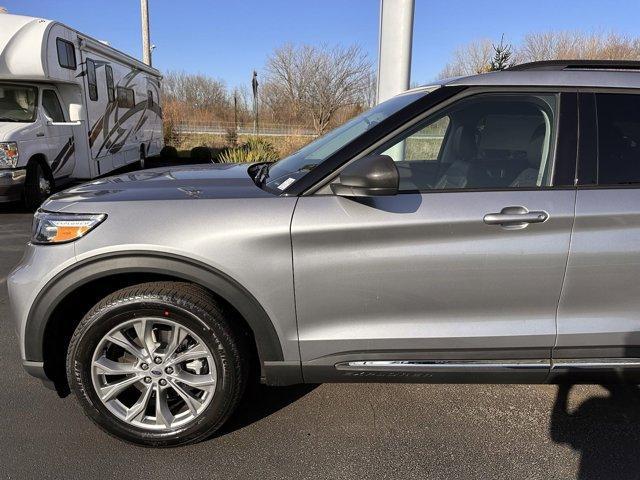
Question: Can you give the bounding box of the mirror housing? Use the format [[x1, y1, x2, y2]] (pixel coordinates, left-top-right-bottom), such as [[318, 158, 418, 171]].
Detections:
[[68, 103, 85, 122], [331, 154, 399, 197]]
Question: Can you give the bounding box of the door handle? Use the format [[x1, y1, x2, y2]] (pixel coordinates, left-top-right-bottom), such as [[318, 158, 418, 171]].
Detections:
[[483, 206, 548, 228]]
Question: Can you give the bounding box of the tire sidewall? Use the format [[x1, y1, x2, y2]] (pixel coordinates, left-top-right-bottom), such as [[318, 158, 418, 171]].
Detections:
[[24, 162, 52, 211], [68, 298, 238, 447]]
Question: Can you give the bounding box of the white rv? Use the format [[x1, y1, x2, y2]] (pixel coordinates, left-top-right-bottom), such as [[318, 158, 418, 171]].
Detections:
[[0, 13, 163, 208]]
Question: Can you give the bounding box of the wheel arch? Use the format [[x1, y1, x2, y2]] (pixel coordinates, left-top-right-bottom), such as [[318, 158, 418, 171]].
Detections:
[[28, 153, 53, 178], [27, 251, 285, 393]]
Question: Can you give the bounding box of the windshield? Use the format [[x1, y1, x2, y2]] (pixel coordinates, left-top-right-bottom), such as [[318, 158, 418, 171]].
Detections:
[[0, 84, 38, 122], [263, 90, 429, 191]]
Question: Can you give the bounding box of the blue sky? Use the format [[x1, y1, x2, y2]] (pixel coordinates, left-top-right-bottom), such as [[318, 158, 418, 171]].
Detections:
[[4, 0, 640, 90]]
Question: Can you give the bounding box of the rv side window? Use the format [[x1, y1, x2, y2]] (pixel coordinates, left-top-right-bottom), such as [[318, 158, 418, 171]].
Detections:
[[56, 38, 76, 70], [86, 59, 98, 101], [105, 65, 115, 102], [147, 90, 153, 107], [42, 90, 66, 122], [117, 87, 135, 108]]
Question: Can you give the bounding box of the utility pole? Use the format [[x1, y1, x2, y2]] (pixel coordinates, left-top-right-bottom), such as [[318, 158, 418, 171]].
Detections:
[[376, 0, 414, 104], [140, 0, 151, 66]]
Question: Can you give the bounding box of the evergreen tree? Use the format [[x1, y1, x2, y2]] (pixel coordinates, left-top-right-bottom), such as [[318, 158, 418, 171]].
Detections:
[[490, 35, 515, 71]]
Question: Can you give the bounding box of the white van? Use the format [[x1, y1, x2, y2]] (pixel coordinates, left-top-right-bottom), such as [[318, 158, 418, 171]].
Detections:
[[0, 13, 163, 208]]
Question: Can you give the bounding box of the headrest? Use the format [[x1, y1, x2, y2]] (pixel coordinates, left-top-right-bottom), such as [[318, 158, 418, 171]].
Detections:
[[526, 124, 546, 167], [453, 125, 477, 160]]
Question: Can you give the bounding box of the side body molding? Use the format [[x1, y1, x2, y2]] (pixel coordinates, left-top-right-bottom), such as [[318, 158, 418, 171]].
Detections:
[[25, 251, 290, 379]]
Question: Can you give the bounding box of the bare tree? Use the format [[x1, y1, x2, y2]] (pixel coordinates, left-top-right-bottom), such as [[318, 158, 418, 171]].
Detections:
[[439, 39, 493, 78], [264, 43, 372, 134], [363, 70, 377, 108], [517, 31, 640, 63], [439, 31, 640, 80], [162, 70, 229, 112]]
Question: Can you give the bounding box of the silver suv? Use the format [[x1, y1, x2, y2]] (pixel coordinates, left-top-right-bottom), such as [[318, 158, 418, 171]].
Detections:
[[9, 60, 640, 446]]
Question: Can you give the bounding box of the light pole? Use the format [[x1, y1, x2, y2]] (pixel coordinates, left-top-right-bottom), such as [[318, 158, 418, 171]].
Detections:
[[140, 0, 152, 66], [252, 71, 259, 136], [376, 0, 415, 104], [377, 0, 414, 162]]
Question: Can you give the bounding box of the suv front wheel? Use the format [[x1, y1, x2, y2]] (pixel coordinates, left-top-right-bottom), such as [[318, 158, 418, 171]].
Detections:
[[66, 282, 247, 447]]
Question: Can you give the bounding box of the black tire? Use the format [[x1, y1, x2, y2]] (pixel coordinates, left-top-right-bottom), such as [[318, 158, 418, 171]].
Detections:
[[66, 282, 248, 447], [160, 145, 178, 160], [190, 146, 213, 163], [24, 161, 53, 211]]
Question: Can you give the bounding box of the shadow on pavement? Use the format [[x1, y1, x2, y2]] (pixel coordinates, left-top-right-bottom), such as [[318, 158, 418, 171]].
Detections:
[[0, 201, 28, 214], [216, 383, 318, 437], [550, 383, 640, 480]]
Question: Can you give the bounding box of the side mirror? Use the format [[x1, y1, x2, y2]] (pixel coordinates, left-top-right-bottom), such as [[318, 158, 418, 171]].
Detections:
[[68, 103, 85, 122], [331, 154, 399, 197]]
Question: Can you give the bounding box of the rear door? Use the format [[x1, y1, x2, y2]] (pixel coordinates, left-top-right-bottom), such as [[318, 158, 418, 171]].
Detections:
[[292, 90, 578, 382], [557, 92, 640, 361]]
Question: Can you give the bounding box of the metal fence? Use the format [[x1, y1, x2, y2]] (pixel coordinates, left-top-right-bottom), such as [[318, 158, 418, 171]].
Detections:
[[176, 122, 317, 137]]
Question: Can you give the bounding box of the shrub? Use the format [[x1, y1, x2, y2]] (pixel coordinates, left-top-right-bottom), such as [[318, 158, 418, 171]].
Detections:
[[225, 127, 238, 147], [190, 146, 213, 162], [160, 145, 178, 160], [218, 137, 279, 163]]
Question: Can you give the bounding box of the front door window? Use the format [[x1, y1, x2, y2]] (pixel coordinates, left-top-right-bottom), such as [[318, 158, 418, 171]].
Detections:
[[378, 93, 557, 191]]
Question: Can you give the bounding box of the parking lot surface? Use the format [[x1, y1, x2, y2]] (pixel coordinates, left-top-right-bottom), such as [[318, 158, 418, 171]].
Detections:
[[1, 206, 639, 480]]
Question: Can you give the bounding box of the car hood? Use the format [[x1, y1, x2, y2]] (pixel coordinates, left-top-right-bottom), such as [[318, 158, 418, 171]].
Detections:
[[0, 122, 27, 140], [44, 163, 274, 211]]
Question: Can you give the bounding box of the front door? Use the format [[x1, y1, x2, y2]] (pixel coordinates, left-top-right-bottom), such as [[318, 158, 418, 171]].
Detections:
[[292, 91, 576, 382], [41, 88, 75, 179]]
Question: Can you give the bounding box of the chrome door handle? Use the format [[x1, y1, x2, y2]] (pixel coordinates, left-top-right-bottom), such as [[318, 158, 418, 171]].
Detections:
[[483, 206, 548, 228]]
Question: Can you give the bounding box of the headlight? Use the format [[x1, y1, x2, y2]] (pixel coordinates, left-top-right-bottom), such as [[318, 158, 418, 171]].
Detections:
[[0, 142, 19, 168], [32, 210, 106, 244]]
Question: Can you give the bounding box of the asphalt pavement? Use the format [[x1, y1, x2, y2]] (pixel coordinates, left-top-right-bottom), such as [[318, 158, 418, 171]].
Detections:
[[1, 204, 639, 480]]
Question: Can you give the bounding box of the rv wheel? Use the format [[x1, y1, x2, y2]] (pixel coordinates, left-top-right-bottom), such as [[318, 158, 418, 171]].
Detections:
[[139, 146, 146, 170], [24, 161, 53, 211]]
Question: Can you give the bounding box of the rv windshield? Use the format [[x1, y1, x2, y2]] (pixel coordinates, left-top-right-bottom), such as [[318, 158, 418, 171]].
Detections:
[[0, 84, 38, 122]]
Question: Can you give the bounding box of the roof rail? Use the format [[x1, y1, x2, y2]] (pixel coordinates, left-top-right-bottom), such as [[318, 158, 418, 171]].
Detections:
[[508, 60, 640, 72]]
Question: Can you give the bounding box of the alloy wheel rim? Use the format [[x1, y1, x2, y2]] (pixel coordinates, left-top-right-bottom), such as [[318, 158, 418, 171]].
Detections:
[[38, 170, 51, 195], [90, 317, 217, 431]]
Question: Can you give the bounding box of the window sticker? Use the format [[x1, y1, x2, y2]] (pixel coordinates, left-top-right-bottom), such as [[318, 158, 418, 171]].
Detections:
[[277, 178, 296, 190]]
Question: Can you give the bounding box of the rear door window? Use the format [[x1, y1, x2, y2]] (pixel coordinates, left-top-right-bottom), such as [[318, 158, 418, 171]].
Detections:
[[595, 93, 640, 185]]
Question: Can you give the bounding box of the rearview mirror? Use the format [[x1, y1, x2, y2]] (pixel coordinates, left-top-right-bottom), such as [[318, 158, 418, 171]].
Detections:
[[331, 154, 399, 197], [68, 103, 85, 122]]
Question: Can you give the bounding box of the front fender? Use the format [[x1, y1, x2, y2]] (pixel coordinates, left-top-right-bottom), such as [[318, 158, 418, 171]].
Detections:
[[24, 251, 296, 382]]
